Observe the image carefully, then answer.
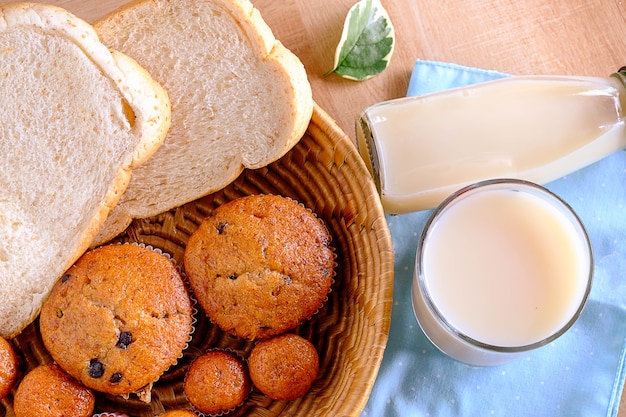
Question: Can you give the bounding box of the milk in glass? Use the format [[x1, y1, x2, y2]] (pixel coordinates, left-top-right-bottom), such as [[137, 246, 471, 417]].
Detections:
[[411, 180, 592, 365]]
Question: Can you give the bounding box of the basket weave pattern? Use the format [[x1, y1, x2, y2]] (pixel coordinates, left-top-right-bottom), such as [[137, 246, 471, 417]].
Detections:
[[5, 104, 394, 417]]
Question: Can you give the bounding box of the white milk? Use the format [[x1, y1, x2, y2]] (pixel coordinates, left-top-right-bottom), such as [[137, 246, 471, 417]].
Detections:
[[357, 75, 626, 214], [411, 180, 592, 366]]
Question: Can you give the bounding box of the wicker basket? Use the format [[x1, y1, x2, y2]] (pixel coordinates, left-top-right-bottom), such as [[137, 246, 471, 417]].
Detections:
[[5, 103, 394, 417]]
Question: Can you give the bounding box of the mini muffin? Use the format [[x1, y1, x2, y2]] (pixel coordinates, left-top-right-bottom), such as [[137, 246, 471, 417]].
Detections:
[[0, 336, 18, 399], [160, 410, 197, 416], [13, 363, 95, 417], [248, 333, 319, 401], [39, 243, 194, 401], [184, 194, 335, 339], [184, 350, 251, 415]]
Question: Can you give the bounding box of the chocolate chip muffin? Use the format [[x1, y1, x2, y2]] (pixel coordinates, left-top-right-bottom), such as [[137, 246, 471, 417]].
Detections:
[[13, 363, 95, 417], [39, 243, 194, 401], [184, 350, 251, 415], [248, 333, 319, 401], [0, 336, 18, 399], [184, 194, 335, 340]]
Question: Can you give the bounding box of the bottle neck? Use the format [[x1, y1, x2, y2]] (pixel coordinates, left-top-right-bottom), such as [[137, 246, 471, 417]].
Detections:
[[610, 67, 626, 90], [609, 69, 626, 129]]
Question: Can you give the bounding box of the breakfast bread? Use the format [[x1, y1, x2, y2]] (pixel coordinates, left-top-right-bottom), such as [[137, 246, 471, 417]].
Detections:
[[92, 0, 313, 246], [39, 244, 194, 402], [13, 363, 96, 417], [0, 3, 171, 338], [184, 194, 336, 339], [248, 333, 319, 401], [184, 350, 251, 415], [0, 336, 18, 399]]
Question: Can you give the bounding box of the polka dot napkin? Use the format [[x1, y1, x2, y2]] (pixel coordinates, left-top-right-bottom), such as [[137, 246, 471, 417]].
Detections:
[[361, 60, 626, 417]]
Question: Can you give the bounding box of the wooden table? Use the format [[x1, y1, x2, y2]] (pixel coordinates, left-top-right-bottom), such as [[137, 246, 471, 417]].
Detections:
[[3, 0, 625, 415], [15, 0, 626, 142]]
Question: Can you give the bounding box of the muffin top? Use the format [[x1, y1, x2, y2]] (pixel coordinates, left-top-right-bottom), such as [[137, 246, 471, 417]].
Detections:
[[184, 350, 251, 415], [248, 333, 319, 401], [159, 410, 197, 417], [13, 363, 95, 417], [184, 194, 335, 339], [40, 243, 194, 398], [0, 336, 18, 399]]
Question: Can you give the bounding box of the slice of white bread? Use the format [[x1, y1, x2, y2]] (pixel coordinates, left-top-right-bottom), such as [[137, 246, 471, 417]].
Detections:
[[0, 3, 171, 338], [91, 0, 313, 246]]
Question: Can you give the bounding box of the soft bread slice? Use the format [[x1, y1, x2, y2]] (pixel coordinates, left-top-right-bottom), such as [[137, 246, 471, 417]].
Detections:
[[92, 0, 313, 246], [0, 3, 171, 338]]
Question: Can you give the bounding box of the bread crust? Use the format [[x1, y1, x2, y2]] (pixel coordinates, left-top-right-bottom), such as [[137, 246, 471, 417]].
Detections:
[[0, 3, 171, 338], [92, 0, 313, 246]]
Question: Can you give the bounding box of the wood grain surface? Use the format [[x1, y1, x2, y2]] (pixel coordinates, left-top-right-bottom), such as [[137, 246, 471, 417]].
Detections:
[[2, 0, 625, 415]]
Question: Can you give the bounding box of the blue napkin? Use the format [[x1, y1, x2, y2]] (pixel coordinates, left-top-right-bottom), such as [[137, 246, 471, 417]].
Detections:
[[361, 60, 626, 417]]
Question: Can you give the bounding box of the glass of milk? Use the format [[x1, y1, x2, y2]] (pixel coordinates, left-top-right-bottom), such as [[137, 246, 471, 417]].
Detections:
[[411, 179, 593, 366]]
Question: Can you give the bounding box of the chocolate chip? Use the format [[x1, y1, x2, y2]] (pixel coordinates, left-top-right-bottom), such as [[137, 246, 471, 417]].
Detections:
[[61, 273, 71, 283], [55, 308, 63, 318], [88, 359, 105, 378], [229, 273, 238, 280], [116, 331, 132, 349], [109, 372, 123, 383], [216, 221, 227, 234]]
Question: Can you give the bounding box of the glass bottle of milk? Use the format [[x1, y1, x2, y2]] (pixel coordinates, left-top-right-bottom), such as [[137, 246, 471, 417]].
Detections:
[[356, 70, 626, 214]]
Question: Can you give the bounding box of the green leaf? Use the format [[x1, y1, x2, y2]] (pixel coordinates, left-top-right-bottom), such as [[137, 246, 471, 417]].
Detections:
[[325, 0, 395, 81]]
